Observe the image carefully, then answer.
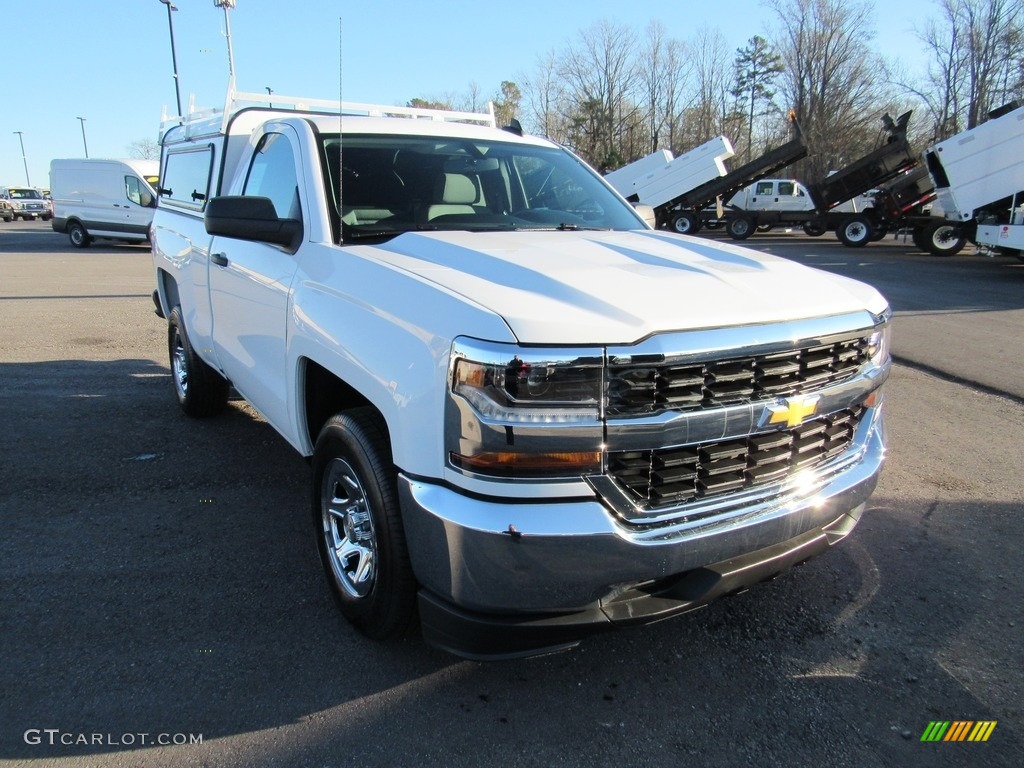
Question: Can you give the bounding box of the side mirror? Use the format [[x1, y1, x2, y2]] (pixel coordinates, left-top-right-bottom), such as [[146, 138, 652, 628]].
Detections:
[[205, 196, 302, 252], [632, 203, 656, 229]]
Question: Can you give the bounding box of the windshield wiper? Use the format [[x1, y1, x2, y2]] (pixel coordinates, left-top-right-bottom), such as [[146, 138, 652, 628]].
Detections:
[[555, 222, 611, 231]]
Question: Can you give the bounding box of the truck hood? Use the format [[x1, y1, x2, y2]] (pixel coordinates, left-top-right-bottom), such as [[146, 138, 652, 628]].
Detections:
[[371, 230, 888, 345]]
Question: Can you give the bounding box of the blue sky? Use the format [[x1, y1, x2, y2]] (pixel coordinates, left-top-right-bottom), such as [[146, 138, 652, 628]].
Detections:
[[2, 0, 937, 189]]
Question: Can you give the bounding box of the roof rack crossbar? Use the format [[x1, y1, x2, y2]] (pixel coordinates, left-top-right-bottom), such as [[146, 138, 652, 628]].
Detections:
[[159, 89, 497, 138]]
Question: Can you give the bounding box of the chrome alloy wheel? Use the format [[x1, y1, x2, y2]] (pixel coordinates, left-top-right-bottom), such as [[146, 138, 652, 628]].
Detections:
[[321, 458, 377, 599], [171, 328, 188, 399]]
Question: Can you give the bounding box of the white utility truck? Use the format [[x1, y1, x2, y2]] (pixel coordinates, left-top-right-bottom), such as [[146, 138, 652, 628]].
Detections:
[[50, 158, 160, 247], [923, 101, 1024, 259], [151, 89, 891, 659]]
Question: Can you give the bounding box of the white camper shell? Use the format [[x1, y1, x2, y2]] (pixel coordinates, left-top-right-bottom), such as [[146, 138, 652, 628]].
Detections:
[[50, 158, 160, 247]]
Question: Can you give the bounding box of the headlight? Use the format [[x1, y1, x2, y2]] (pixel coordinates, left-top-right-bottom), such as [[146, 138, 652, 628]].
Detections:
[[867, 321, 891, 366], [452, 352, 602, 423], [448, 340, 604, 479]]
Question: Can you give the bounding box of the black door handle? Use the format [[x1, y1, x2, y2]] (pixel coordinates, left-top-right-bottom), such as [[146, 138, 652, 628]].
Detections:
[[210, 252, 229, 267]]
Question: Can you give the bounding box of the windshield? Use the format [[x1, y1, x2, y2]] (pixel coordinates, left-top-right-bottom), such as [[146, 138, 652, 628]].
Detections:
[[320, 134, 644, 242], [9, 188, 42, 199]]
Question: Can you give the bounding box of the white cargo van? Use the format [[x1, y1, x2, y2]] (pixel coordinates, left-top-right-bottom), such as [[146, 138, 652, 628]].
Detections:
[[50, 158, 159, 247]]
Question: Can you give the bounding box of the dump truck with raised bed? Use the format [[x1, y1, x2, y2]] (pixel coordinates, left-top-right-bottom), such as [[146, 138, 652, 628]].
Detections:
[[923, 101, 1024, 258]]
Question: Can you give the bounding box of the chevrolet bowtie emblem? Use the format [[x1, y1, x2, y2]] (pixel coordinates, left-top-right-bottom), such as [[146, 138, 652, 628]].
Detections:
[[764, 394, 820, 428]]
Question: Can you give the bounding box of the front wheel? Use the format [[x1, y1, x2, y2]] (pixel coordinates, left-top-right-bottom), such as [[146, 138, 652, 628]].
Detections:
[[922, 220, 966, 256], [313, 408, 417, 640], [167, 306, 228, 417], [670, 211, 701, 235], [836, 215, 873, 247], [68, 221, 91, 248], [726, 215, 755, 240]]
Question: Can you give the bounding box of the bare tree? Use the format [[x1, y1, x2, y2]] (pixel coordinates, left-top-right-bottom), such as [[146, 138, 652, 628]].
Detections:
[[909, 0, 1023, 139], [521, 49, 570, 142], [768, 0, 885, 180], [638, 22, 691, 157], [127, 138, 160, 160], [958, 0, 1023, 126], [559, 20, 641, 168], [912, 0, 967, 139], [679, 27, 735, 150]]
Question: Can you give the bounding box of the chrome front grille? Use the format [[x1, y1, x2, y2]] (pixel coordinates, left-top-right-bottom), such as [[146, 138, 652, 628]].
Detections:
[[607, 406, 866, 509], [607, 336, 870, 416]]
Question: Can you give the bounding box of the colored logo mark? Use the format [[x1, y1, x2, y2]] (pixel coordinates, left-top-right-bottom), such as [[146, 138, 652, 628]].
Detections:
[[763, 394, 820, 428], [920, 721, 997, 742]]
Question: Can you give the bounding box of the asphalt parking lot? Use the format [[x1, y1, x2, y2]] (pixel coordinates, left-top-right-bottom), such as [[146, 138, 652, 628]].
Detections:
[[1, 220, 1022, 767]]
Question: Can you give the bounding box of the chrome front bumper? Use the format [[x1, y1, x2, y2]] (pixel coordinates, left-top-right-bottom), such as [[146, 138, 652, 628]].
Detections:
[[399, 405, 885, 654]]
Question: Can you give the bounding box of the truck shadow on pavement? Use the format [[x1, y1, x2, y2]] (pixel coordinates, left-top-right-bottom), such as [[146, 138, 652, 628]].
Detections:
[[0, 358, 1020, 765]]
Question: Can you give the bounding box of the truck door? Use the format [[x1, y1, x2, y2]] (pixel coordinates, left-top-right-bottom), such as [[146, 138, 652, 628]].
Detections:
[[747, 180, 776, 211], [208, 128, 302, 434], [122, 175, 156, 236], [775, 181, 813, 212]]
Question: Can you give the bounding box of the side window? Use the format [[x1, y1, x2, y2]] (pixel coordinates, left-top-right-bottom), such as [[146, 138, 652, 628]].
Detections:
[[778, 181, 795, 196], [125, 176, 142, 205], [243, 133, 300, 220], [755, 181, 774, 196], [161, 147, 214, 211]]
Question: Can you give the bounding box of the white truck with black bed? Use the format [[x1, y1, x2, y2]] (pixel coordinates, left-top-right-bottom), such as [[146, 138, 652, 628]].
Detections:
[[150, 90, 891, 659]]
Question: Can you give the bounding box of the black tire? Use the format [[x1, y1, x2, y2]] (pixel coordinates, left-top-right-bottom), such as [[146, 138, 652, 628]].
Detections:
[[803, 222, 826, 237], [836, 215, 873, 247], [167, 306, 228, 417], [870, 224, 888, 241], [756, 223, 773, 233], [68, 221, 91, 248], [726, 215, 755, 240], [922, 220, 966, 256], [313, 408, 417, 640], [670, 211, 701, 235]]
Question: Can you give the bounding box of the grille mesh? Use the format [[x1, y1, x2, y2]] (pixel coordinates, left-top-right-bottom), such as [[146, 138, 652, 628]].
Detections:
[[607, 336, 869, 416], [607, 407, 865, 509]]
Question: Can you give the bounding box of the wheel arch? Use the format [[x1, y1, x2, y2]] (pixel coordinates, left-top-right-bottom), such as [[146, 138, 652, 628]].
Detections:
[[155, 268, 181, 319], [301, 358, 384, 457]]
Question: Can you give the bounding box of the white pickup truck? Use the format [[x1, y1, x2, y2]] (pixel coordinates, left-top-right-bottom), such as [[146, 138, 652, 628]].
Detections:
[[151, 92, 891, 659]]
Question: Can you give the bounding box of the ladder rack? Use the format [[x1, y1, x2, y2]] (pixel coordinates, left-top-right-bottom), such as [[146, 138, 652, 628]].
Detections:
[[160, 88, 497, 140]]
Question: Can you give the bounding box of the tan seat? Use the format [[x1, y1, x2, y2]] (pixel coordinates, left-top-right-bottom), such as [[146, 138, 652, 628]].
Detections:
[[427, 173, 481, 220]]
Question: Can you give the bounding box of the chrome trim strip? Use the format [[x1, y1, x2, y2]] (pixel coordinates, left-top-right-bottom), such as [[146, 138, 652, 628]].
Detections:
[[606, 310, 883, 365]]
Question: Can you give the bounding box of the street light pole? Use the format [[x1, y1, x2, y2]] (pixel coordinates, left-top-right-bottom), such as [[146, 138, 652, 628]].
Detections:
[[158, 0, 184, 119], [13, 131, 30, 186], [77, 117, 89, 158]]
